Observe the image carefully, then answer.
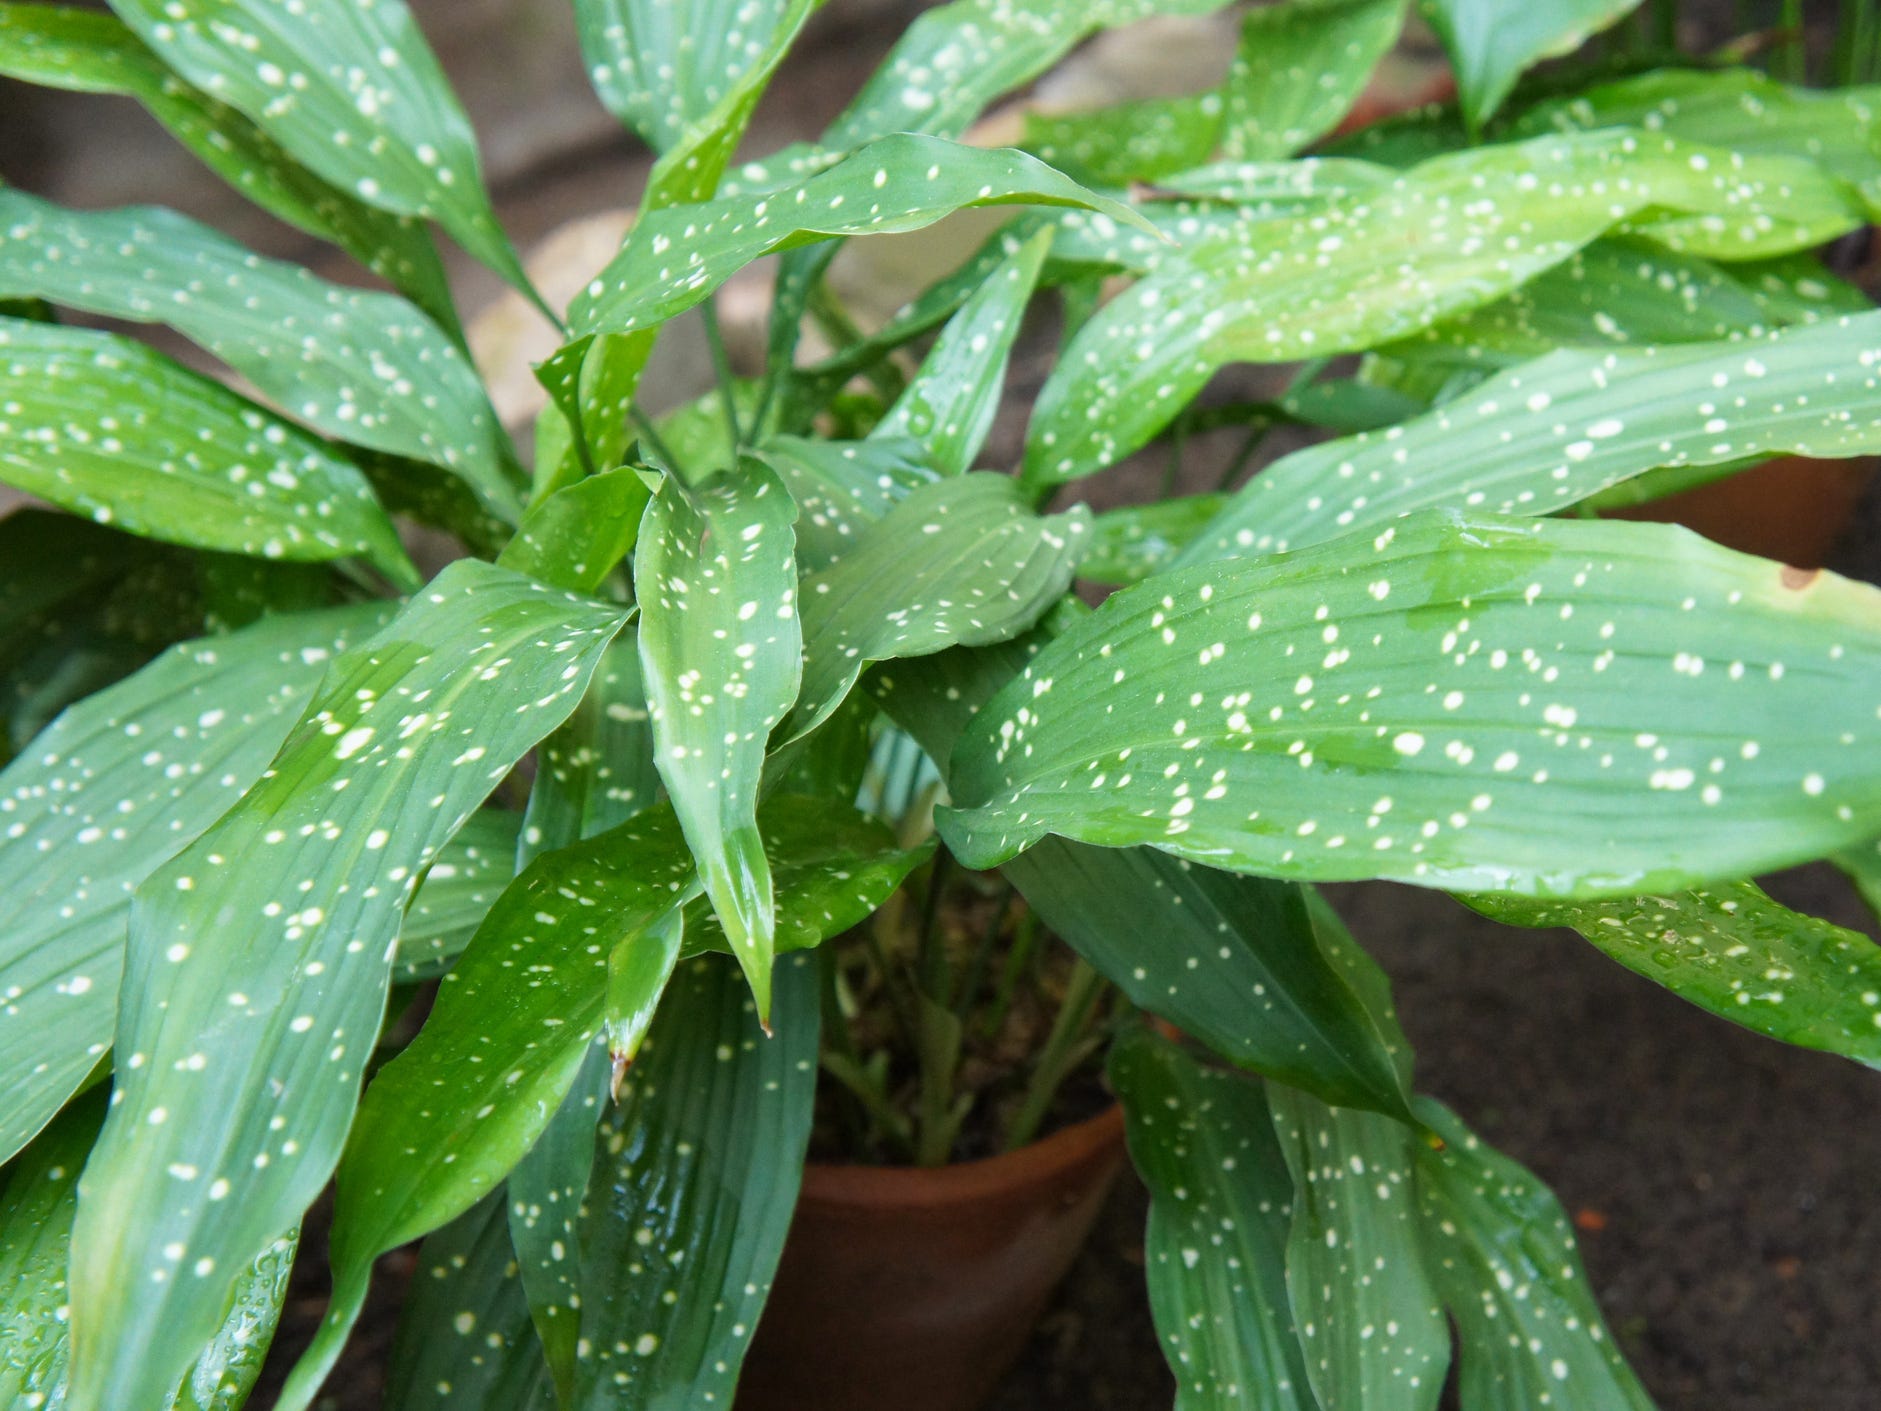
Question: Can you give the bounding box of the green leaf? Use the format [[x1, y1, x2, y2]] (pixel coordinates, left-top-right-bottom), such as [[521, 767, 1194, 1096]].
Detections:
[[0, 318, 415, 578], [106, 0, 530, 293], [1421, 0, 1641, 128], [789, 474, 1091, 741], [1221, 0, 1407, 160], [1465, 882, 1881, 1065], [1110, 1028, 1319, 1411], [1022, 129, 1865, 484], [383, 1193, 557, 1411], [498, 467, 647, 595], [574, 0, 795, 151], [1082, 495, 1229, 586], [392, 810, 523, 982], [0, 1090, 296, 1411], [1180, 310, 1881, 563], [0, 3, 455, 327], [569, 134, 1153, 340], [757, 435, 939, 573], [1025, 93, 1222, 187], [0, 602, 389, 1167], [564, 952, 818, 1408], [634, 464, 802, 1021], [1267, 1084, 1450, 1411], [871, 227, 1052, 474], [1412, 1097, 1656, 1408], [939, 511, 1881, 895], [0, 192, 512, 517], [66, 560, 628, 1411], [1835, 837, 1881, 920]]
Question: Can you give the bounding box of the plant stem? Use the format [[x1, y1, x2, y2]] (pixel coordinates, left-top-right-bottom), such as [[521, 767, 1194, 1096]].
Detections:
[[1003, 957, 1107, 1152], [817, 948, 870, 1151], [627, 405, 682, 472], [953, 878, 1015, 1021], [701, 299, 744, 451], [1651, 0, 1678, 50], [982, 906, 1040, 1041], [1778, 0, 1806, 80]]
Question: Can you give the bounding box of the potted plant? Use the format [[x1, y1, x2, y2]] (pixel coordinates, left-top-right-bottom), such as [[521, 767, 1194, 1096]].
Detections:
[[2, 1, 1881, 1410]]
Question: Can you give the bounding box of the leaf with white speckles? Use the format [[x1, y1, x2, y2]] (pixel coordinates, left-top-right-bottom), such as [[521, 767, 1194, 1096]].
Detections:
[[1082, 495, 1229, 586], [788, 474, 1091, 742], [1180, 311, 1881, 564], [1024, 93, 1222, 186], [940, 511, 1881, 896], [0, 601, 390, 1167], [0, 318, 416, 580], [1420, 0, 1640, 128], [871, 228, 1051, 475], [1465, 883, 1881, 1065], [106, 0, 531, 295], [1022, 129, 1865, 485], [1268, 1084, 1450, 1411], [1110, 1028, 1319, 1411], [566, 952, 817, 1409], [392, 810, 523, 982], [498, 467, 647, 595], [383, 1192, 557, 1411], [569, 135, 1153, 341], [0, 1089, 297, 1411], [0, 193, 512, 518], [66, 560, 628, 1411], [756, 436, 939, 573], [1221, 0, 1406, 159], [1412, 1097, 1656, 1409], [0, 4, 456, 328], [634, 463, 801, 1022]]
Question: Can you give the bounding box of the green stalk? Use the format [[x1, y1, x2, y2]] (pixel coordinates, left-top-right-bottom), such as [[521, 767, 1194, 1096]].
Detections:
[[1778, 0, 1806, 80], [1652, 0, 1679, 51], [1003, 958, 1107, 1152], [701, 299, 745, 451], [627, 405, 682, 472], [953, 878, 1015, 1022]]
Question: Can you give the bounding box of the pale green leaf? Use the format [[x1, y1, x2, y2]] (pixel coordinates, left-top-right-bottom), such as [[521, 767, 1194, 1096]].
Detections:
[[1835, 837, 1881, 920], [1222, 0, 1407, 160], [107, 0, 530, 292], [67, 561, 628, 1411], [0, 603, 389, 1167], [634, 463, 801, 1020], [0, 193, 512, 517], [1268, 1084, 1449, 1411], [1413, 1097, 1656, 1409], [1082, 495, 1229, 586], [498, 467, 646, 595], [392, 810, 523, 982], [1110, 1029, 1319, 1411], [1024, 93, 1223, 187], [939, 512, 1881, 895], [0, 318, 415, 578], [1421, 0, 1641, 128], [1465, 882, 1881, 1065], [756, 435, 939, 573], [0, 2, 455, 326], [1180, 310, 1881, 563]]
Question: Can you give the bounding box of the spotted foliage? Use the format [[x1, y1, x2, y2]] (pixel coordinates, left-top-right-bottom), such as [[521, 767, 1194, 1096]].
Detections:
[[1421, 0, 1640, 127]]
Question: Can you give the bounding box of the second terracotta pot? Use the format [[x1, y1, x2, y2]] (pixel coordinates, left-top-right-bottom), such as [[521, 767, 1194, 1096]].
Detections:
[[737, 1105, 1127, 1411]]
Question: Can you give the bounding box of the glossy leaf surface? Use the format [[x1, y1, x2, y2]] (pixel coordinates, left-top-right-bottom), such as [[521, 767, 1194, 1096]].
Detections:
[[498, 468, 646, 595], [1413, 1098, 1655, 1408], [68, 561, 627, 1411], [635, 464, 801, 1020], [1111, 1029, 1318, 1411], [392, 810, 523, 982], [941, 512, 1881, 895], [1222, 0, 1406, 159], [0, 318, 413, 577], [1268, 1085, 1449, 1411], [1421, 0, 1640, 127], [107, 0, 528, 289], [1466, 883, 1881, 1065], [1181, 311, 1881, 563], [0, 193, 510, 515], [1082, 495, 1228, 586], [758, 436, 939, 573], [0, 603, 389, 1166]]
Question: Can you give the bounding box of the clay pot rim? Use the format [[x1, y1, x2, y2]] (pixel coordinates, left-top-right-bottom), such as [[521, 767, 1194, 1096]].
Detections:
[[798, 1102, 1126, 1211]]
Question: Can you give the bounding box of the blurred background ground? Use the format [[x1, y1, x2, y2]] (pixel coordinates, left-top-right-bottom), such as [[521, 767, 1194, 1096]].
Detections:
[[10, 1, 1881, 1407]]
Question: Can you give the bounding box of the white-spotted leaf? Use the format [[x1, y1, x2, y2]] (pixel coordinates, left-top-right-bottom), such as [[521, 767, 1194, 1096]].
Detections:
[[757, 436, 939, 573], [392, 809, 523, 982], [498, 467, 647, 595], [1221, 0, 1407, 160], [1421, 0, 1641, 128]]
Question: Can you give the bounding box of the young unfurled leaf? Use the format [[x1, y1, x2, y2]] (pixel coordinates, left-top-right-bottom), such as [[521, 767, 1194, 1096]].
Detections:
[[757, 436, 940, 573], [1082, 495, 1229, 586], [0, 319, 415, 579], [107, 0, 531, 293], [1110, 1029, 1320, 1411], [635, 463, 801, 1021], [0, 602, 389, 1167], [1180, 311, 1881, 563], [498, 467, 647, 594], [1412, 1098, 1657, 1408], [871, 227, 1052, 475], [1221, 0, 1407, 160], [940, 512, 1881, 896], [392, 810, 524, 982], [67, 561, 628, 1411], [383, 1193, 557, 1411], [569, 135, 1154, 340], [1421, 0, 1641, 128], [1465, 883, 1881, 1065], [1268, 1084, 1450, 1411], [1023, 129, 1865, 484], [0, 1090, 296, 1411], [0, 3, 455, 327], [0, 193, 512, 516], [788, 474, 1091, 741]]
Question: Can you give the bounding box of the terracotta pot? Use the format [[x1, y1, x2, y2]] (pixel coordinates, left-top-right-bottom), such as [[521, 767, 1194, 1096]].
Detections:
[[737, 1104, 1128, 1411], [1604, 455, 1874, 569]]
